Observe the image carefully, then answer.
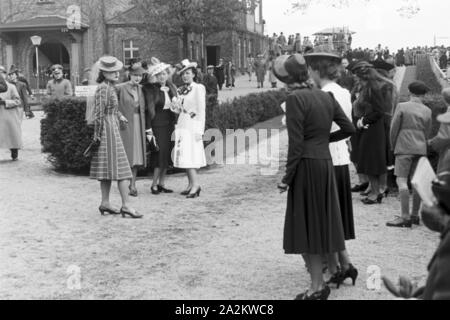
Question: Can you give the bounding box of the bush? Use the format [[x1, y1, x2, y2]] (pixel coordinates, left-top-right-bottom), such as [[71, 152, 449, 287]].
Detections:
[[41, 90, 287, 174], [41, 97, 93, 174], [206, 89, 287, 133]]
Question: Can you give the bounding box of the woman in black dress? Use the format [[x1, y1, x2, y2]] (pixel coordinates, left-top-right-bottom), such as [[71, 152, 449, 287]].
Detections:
[[352, 62, 395, 204], [275, 54, 355, 300], [143, 58, 178, 195]]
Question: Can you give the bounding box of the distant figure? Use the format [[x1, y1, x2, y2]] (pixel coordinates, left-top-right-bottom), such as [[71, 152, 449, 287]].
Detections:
[[278, 32, 287, 47], [46, 64, 73, 97], [203, 65, 219, 97], [215, 59, 225, 90], [247, 53, 255, 81], [337, 58, 355, 92], [294, 33, 302, 53], [196, 66, 204, 84], [253, 54, 267, 89]]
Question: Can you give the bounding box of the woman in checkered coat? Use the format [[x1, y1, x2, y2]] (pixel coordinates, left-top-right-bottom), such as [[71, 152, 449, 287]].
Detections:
[[90, 56, 142, 219]]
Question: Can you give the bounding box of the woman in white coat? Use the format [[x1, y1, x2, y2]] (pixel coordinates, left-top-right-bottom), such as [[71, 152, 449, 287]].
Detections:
[[172, 60, 207, 198]]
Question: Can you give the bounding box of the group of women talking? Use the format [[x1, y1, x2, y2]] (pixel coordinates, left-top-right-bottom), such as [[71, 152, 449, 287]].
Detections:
[[275, 45, 396, 300], [89, 56, 206, 219]]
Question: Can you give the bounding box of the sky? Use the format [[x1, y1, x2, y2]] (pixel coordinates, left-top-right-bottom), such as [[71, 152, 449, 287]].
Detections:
[[263, 0, 450, 51]]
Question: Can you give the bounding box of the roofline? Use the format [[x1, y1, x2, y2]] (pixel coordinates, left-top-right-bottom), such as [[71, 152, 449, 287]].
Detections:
[[0, 15, 89, 32]]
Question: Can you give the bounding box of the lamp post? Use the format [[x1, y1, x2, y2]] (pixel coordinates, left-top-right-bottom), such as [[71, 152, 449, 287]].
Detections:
[[30, 36, 42, 96]]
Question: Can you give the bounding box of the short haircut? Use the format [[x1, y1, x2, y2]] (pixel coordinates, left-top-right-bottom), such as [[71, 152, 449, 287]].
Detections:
[[307, 56, 341, 80]]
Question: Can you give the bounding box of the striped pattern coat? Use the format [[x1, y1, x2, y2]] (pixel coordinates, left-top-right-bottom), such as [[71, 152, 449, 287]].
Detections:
[[90, 81, 132, 181]]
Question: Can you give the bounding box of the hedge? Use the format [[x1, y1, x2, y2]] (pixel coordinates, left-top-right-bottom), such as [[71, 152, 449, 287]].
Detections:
[[41, 90, 287, 174]]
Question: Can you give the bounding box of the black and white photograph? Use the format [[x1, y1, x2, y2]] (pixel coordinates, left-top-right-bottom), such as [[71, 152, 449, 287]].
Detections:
[[1, 0, 450, 307]]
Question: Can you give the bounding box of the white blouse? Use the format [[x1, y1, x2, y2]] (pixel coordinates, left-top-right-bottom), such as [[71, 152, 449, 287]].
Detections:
[[322, 82, 353, 166]]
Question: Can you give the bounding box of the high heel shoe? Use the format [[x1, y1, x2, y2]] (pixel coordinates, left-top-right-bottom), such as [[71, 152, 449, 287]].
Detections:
[[295, 285, 331, 300], [327, 265, 358, 289], [361, 197, 379, 205], [181, 189, 192, 196], [186, 187, 201, 199], [120, 208, 143, 219], [151, 186, 160, 195], [158, 185, 174, 194], [341, 264, 359, 286], [99, 206, 120, 216]]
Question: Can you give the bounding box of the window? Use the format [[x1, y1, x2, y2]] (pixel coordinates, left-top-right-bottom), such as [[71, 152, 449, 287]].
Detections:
[[123, 40, 140, 66]]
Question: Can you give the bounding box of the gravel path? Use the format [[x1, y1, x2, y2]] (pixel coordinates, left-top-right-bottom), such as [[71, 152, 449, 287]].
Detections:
[[0, 108, 440, 300]]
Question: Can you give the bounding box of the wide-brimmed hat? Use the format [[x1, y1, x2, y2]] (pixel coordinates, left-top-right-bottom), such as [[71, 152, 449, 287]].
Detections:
[[98, 56, 123, 73], [148, 57, 171, 77], [8, 65, 18, 75], [0, 65, 6, 74], [128, 62, 146, 76], [304, 45, 342, 61], [178, 59, 198, 75], [273, 54, 308, 84], [371, 59, 395, 72]]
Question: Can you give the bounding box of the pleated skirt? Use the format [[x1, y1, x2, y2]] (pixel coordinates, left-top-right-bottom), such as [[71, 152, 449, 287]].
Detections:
[[90, 114, 132, 181], [284, 159, 346, 255], [334, 165, 356, 241]]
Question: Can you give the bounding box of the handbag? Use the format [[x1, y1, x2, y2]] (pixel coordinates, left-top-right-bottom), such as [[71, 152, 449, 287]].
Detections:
[[83, 139, 100, 158]]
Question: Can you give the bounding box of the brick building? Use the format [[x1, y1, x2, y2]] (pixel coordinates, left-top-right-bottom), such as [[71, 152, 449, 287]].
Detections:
[[0, 0, 267, 90]]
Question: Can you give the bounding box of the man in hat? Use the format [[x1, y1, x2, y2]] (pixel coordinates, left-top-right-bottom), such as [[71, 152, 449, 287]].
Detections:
[[388, 81, 433, 228], [8, 67, 31, 119], [203, 65, 218, 97], [46, 64, 73, 97], [337, 58, 355, 92], [253, 54, 267, 89], [429, 88, 450, 173], [215, 59, 225, 91], [0, 65, 22, 161]]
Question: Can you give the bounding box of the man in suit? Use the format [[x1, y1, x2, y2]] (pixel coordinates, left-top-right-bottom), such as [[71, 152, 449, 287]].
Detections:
[[8, 68, 33, 119], [215, 59, 225, 91], [388, 81, 433, 228], [337, 58, 355, 92], [203, 65, 218, 97]]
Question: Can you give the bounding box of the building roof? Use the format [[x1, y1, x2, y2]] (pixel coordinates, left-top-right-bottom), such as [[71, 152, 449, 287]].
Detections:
[[0, 15, 89, 32], [313, 27, 356, 36]]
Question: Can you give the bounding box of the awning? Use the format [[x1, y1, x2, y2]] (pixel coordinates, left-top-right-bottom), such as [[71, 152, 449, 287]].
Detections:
[[0, 15, 89, 32], [313, 27, 355, 36]]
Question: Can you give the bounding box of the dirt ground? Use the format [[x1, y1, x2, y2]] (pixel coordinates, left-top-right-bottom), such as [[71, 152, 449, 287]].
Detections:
[[0, 105, 440, 300]]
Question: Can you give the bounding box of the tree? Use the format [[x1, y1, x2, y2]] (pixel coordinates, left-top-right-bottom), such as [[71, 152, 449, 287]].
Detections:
[[131, 0, 250, 58], [288, 0, 421, 19]]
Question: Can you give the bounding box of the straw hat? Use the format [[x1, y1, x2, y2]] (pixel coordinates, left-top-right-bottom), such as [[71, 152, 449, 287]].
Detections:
[[98, 56, 123, 72], [147, 57, 171, 77], [178, 59, 198, 75], [304, 45, 342, 61]]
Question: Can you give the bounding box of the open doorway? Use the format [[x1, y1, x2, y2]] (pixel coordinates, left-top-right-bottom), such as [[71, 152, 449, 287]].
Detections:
[[206, 46, 220, 66], [32, 42, 70, 89]]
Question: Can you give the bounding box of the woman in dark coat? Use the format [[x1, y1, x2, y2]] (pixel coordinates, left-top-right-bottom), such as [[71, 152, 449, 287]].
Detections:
[[352, 61, 395, 204], [276, 54, 356, 300], [117, 63, 147, 197], [143, 58, 178, 195]]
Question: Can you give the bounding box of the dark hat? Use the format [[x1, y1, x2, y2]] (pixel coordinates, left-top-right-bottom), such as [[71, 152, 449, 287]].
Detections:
[[304, 45, 342, 61], [8, 65, 18, 75], [273, 54, 308, 84], [349, 60, 373, 72], [128, 62, 146, 76], [408, 81, 430, 95], [371, 59, 395, 71]]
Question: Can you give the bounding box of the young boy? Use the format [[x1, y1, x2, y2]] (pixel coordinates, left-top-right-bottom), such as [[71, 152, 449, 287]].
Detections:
[[387, 81, 432, 228]]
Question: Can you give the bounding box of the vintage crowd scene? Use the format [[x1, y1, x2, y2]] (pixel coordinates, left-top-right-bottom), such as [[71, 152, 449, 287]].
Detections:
[[1, 0, 450, 301]]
